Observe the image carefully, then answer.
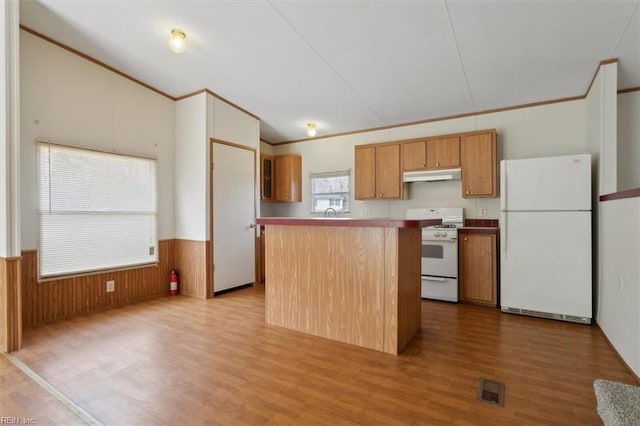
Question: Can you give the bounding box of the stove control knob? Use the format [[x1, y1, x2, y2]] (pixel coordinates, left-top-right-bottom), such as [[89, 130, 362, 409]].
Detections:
[[441, 232, 448, 238], [434, 232, 441, 237]]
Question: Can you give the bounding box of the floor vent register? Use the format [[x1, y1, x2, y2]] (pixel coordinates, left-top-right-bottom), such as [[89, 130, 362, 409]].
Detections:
[[477, 377, 505, 407]]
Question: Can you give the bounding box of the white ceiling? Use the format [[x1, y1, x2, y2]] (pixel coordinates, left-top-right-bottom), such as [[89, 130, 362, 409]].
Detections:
[[19, 0, 640, 144]]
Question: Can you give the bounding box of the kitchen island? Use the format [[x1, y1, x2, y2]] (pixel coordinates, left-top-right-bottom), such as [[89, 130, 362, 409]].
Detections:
[[255, 217, 440, 355]]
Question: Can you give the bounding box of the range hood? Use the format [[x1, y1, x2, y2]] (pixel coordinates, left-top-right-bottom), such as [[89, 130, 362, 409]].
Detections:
[[403, 168, 462, 183]]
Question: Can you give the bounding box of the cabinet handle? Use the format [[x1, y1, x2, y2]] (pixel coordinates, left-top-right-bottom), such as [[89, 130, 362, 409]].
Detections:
[[379, 193, 383, 197], [465, 190, 470, 194], [422, 163, 425, 167], [371, 193, 375, 198], [464, 237, 468, 241], [436, 162, 440, 167]]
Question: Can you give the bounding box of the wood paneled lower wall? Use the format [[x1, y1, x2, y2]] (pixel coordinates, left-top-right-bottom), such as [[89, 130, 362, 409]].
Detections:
[[22, 240, 175, 326], [0, 257, 22, 352], [174, 239, 210, 299]]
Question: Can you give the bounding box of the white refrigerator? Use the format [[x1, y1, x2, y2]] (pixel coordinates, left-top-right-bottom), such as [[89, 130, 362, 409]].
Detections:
[[500, 153, 592, 323]]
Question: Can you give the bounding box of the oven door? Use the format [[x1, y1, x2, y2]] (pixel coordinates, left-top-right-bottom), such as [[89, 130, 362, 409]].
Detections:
[[421, 239, 458, 278]]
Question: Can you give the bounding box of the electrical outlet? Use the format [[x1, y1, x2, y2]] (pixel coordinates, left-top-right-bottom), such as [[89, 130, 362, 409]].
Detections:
[[106, 280, 115, 293], [479, 207, 487, 217]]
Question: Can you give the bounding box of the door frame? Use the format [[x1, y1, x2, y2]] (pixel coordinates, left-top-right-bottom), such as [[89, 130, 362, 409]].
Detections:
[[209, 138, 257, 297]]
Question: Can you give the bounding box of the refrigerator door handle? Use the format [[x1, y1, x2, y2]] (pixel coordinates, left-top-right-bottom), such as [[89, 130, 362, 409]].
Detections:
[[500, 211, 507, 257], [500, 160, 507, 211]]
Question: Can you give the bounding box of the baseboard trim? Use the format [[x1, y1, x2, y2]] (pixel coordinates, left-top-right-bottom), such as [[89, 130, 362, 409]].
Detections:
[[596, 324, 640, 385]]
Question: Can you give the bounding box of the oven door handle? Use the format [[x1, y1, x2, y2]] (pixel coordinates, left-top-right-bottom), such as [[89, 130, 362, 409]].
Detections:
[[421, 276, 447, 282]]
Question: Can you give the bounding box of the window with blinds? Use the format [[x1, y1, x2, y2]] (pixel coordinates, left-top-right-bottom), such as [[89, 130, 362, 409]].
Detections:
[[37, 142, 157, 279], [310, 170, 350, 214]]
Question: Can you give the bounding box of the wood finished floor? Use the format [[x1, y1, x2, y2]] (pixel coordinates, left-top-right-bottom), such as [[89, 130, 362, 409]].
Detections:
[[4, 284, 637, 425]]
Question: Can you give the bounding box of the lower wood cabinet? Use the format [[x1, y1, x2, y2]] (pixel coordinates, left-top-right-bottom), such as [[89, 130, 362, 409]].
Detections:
[[459, 230, 497, 307]]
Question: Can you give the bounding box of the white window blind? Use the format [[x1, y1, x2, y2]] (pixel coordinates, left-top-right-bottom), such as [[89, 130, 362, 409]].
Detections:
[[37, 142, 157, 279], [310, 170, 350, 214]]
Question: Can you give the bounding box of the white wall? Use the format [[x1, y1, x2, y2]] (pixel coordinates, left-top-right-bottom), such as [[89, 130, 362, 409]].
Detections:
[[209, 96, 260, 150], [174, 93, 207, 241], [586, 63, 618, 196], [268, 99, 587, 220], [0, 0, 20, 258], [617, 91, 640, 191], [599, 198, 640, 377], [594, 63, 640, 378], [20, 30, 175, 248]]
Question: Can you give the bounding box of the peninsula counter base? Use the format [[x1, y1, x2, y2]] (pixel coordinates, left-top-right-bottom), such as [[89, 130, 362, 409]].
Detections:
[[258, 218, 438, 355]]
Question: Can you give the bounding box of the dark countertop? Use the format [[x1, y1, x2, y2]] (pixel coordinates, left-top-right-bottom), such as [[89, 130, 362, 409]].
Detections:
[[461, 218, 499, 234], [256, 217, 442, 228], [459, 227, 499, 235]]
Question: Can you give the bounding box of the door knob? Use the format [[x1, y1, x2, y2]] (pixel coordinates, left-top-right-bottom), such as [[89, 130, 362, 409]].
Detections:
[[249, 223, 256, 229]]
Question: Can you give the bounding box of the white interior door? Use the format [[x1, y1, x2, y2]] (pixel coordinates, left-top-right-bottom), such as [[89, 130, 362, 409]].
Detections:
[[212, 142, 255, 293]]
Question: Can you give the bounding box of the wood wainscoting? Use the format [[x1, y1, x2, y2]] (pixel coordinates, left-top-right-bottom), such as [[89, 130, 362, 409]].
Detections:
[[21, 240, 175, 326], [174, 239, 211, 299], [0, 256, 22, 352]]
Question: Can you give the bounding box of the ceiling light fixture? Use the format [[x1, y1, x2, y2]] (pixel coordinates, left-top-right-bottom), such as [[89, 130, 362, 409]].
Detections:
[[168, 29, 187, 54], [306, 123, 317, 137]]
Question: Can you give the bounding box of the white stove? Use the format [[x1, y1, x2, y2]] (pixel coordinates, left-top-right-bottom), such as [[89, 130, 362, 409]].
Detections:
[[406, 207, 464, 302]]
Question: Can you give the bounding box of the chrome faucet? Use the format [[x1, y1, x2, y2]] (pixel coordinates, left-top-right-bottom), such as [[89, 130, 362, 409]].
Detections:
[[324, 207, 337, 217]]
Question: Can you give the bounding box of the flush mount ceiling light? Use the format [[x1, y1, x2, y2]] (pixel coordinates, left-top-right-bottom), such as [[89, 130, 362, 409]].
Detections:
[[168, 29, 186, 54], [306, 123, 317, 137]]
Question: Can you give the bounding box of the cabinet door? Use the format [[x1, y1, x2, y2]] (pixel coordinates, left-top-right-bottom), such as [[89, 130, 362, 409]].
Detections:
[[260, 155, 274, 201], [426, 137, 460, 169], [401, 140, 427, 171], [376, 144, 401, 199], [461, 132, 497, 198], [355, 146, 376, 200], [274, 155, 302, 202], [459, 233, 496, 306]]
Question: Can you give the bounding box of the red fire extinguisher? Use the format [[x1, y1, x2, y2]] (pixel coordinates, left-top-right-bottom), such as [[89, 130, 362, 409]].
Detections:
[[170, 269, 179, 296]]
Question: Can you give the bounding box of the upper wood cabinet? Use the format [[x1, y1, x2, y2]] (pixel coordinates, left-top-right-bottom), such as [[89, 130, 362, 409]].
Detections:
[[274, 154, 302, 203], [401, 136, 460, 171], [355, 143, 401, 200], [356, 129, 497, 201], [402, 137, 460, 171], [459, 231, 497, 307], [260, 153, 302, 203], [427, 137, 460, 169], [461, 132, 497, 198], [401, 140, 427, 170], [260, 154, 274, 202]]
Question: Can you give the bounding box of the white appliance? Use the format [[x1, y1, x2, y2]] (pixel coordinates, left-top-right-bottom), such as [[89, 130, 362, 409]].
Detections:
[[406, 207, 464, 302], [403, 168, 461, 182], [500, 153, 592, 324]]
